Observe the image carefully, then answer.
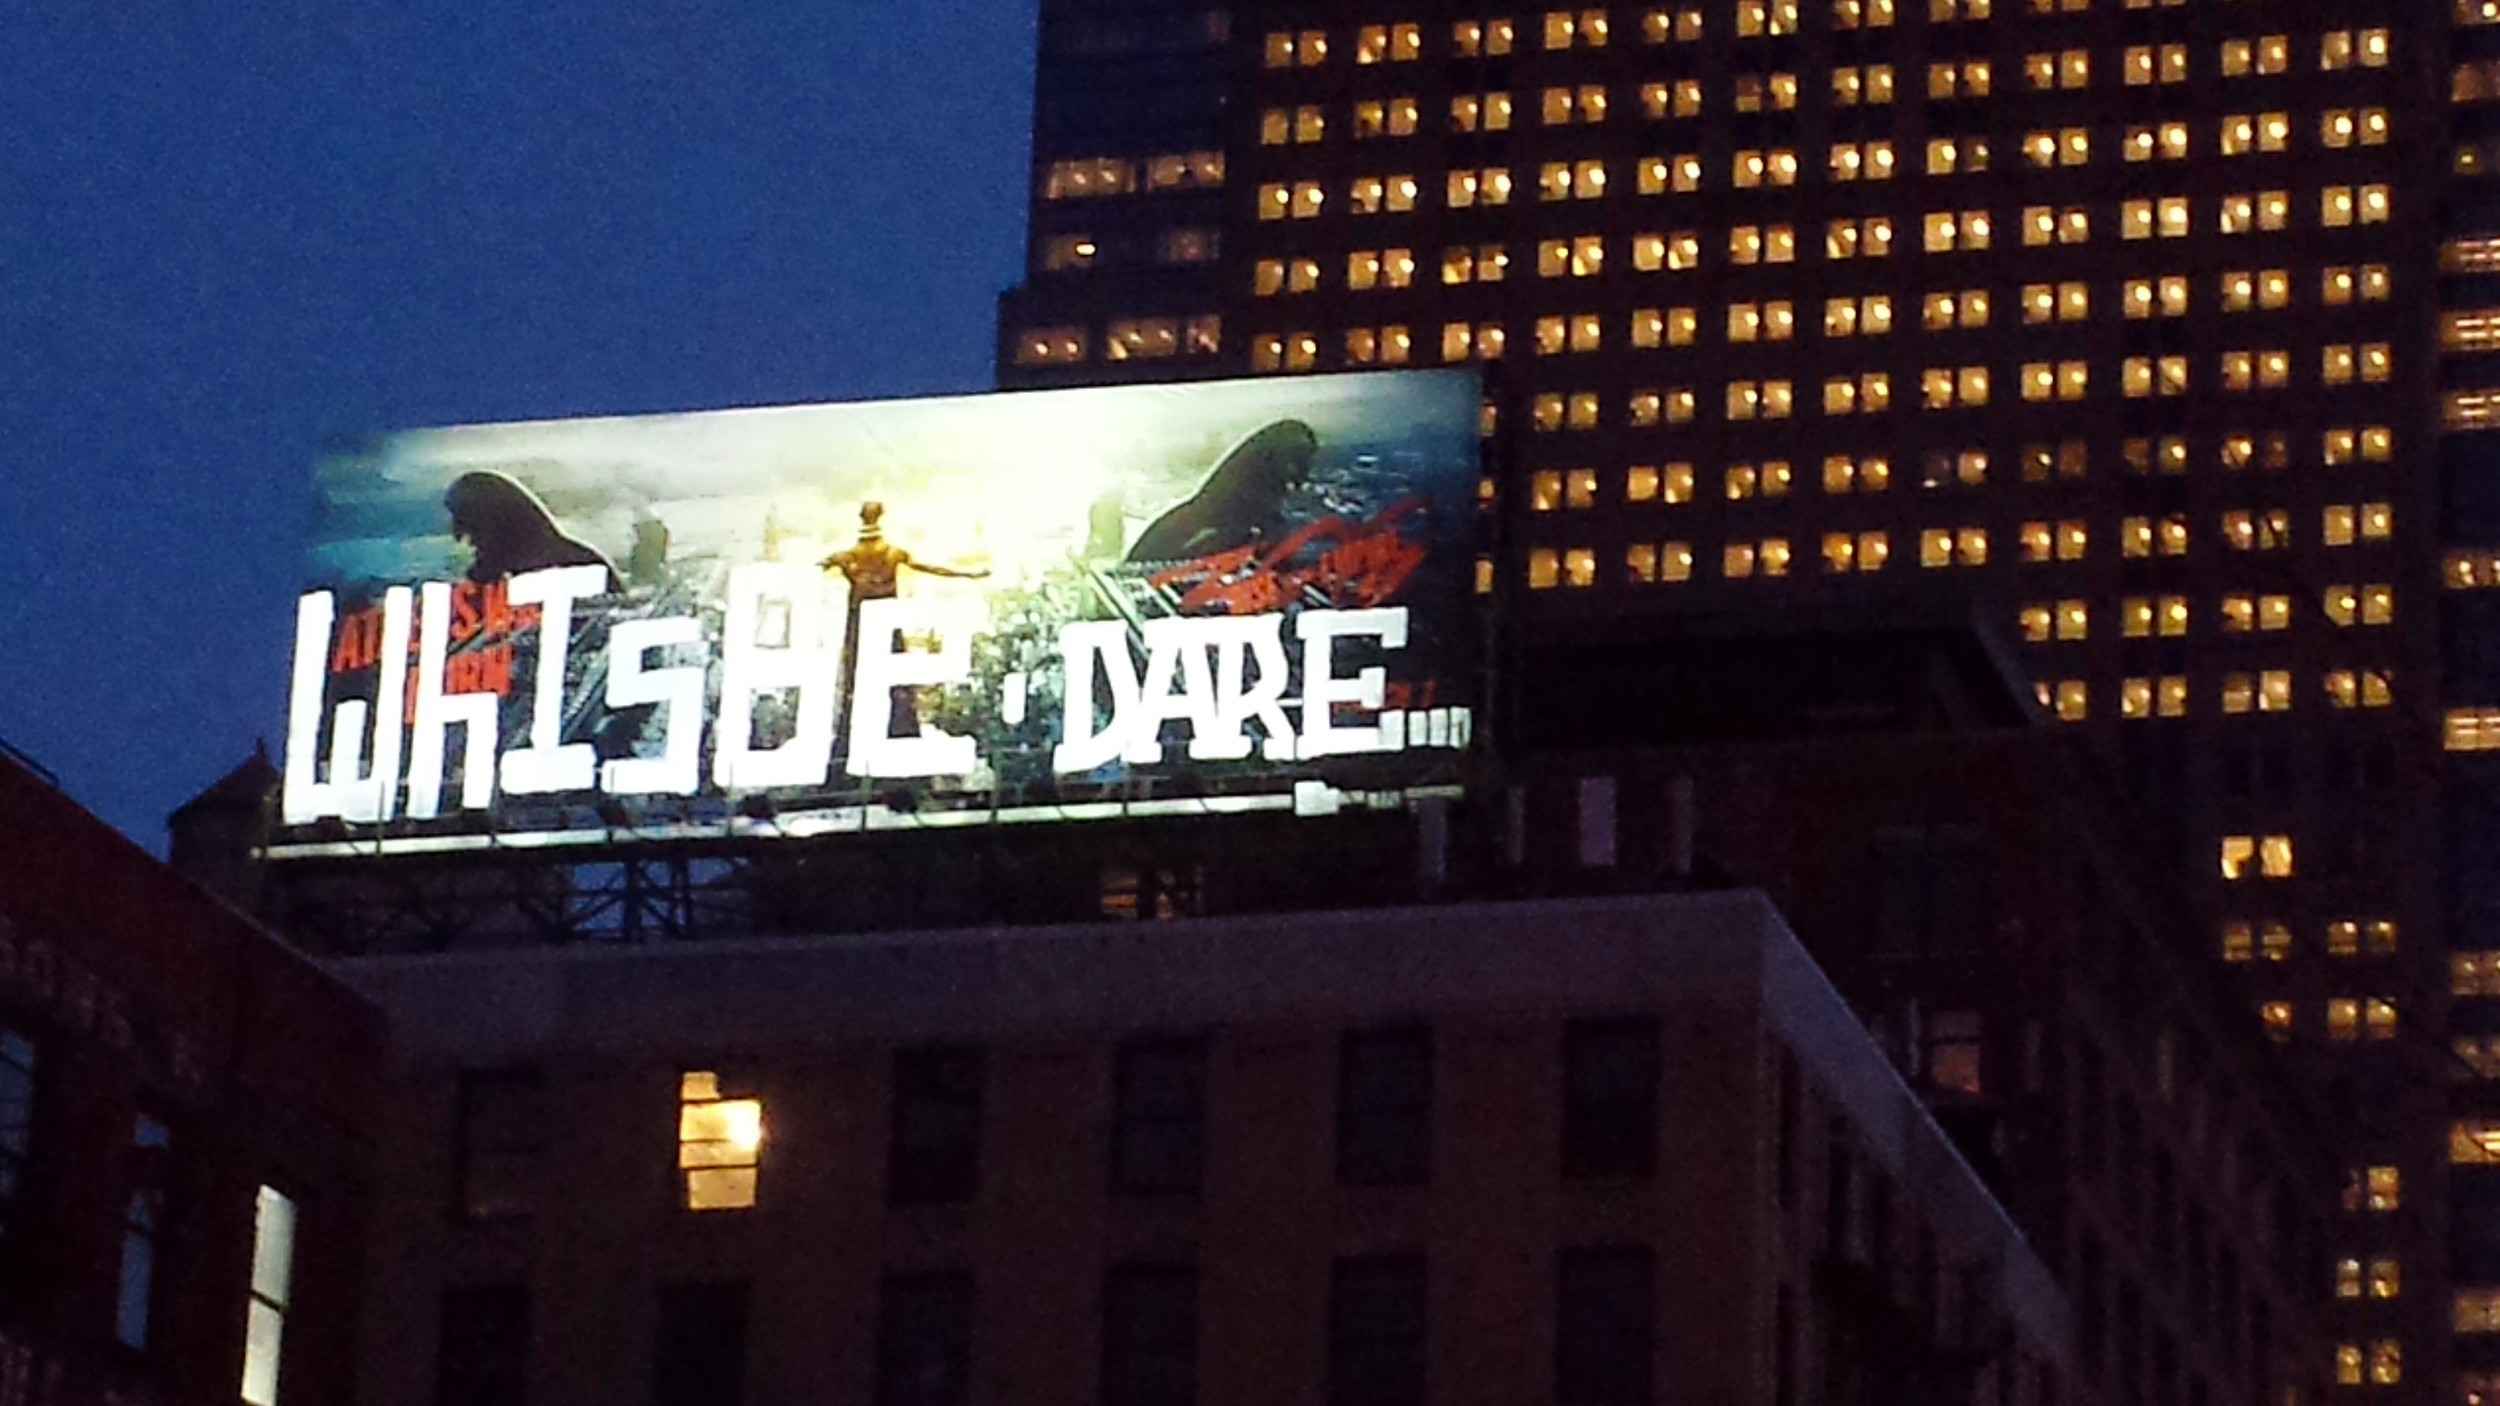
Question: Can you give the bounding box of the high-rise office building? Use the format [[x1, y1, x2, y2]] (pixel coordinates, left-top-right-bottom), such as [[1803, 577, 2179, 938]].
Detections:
[[999, 2, 2486, 1398]]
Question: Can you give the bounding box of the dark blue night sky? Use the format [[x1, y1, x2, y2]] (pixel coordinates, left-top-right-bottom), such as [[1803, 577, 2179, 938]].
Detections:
[[0, 2, 1037, 844]]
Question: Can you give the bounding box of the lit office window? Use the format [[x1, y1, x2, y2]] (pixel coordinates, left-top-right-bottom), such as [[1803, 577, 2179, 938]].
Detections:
[[1728, 224, 1795, 264], [1643, 8, 1708, 42], [2218, 112, 2291, 156], [1259, 107, 1325, 145], [238, 1186, 297, 1406], [2122, 278, 2188, 319], [1722, 462, 1792, 500], [1821, 456, 1891, 494], [1043, 159, 1137, 199], [2221, 835, 2294, 880], [1253, 259, 1313, 297], [1440, 245, 1509, 286], [2321, 29, 2391, 71], [1346, 174, 1419, 216], [1725, 379, 1795, 419], [2322, 109, 2390, 148], [1640, 79, 1704, 118], [1014, 328, 1087, 367], [679, 1071, 765, 1211], [1342, 327, 1413, 367], [2224, 35, 2290, 76], [1634, 154, 1699, 194], [1830, 64, 1895, 104], [1444, 169, 1512, 209], [1646, 543, 1696, 583], [1449, 92, 1515, 134], [1624, 463, 1690, 504], [1723, 540, 1792, 578], [1346, 248, 1415, 293], [1536, 238, 1605, 280], [1921, 210, 1990, 252], [2123, 123, 2190, 162], [2124, 45, 2188, 85], [1352, 99, 1421, 140], [2019, 127, 2089, 166], [2219, 509, 2291, 551], [1452, 18, 1515, 55], [2323, 670, 2393, 710], [1141, 152, 1222, 192], [1827, 141, 1895, 181], [1734, 0, 1801, 34], [2371, 1341, 2402, 1386]]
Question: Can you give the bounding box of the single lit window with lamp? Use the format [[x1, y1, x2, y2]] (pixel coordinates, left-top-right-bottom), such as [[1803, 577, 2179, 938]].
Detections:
[[678, 1071, 765, 1211]]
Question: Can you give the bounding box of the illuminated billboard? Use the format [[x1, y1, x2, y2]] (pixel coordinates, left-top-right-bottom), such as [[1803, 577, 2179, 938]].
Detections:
[[272, 371, 1480, 857]]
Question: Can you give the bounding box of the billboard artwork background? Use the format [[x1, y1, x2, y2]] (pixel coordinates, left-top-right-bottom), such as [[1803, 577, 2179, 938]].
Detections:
[[277, 371, 1480, 854]]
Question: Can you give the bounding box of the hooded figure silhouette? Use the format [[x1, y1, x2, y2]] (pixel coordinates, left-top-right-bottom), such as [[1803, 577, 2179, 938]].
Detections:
[[444, 472, 619, 589]]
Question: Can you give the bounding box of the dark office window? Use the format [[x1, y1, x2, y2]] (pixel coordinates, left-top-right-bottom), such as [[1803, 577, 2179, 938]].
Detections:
[[1773, 1286, 1795, 1406], [2114, 1102, 2143, 1230], [1923, 1011, 1983, 1096], [1774, 1053, 1799, 1211], [1562, 1019, 1657, 1179], [1103, 1265, 1196, 1406], [1100, 863, 1205, 920], [1869, 825, 1989, 958], [1329, 1256, 1426, 1406], [0, 1022, 34, 1252], [2077, 1234, 2106, 1384], [2074, 1044, 2105, 1181], [2116, 1283, 2143, 1406], [457, 1070, 546, 1220], [877, 1271, 973, 1406], [890, 1047, 984, 1205], [1556, 1247, 1655, 1406], [437, 1284, 531, 1406], [2248, 1300, 2271, 1406], [2215, 1245, 2243, 1375], [653, 1280, 748, 1406], [1825, 1126, 1863, 1262], [114, 1113, 171, 1349], [1337, 1029, 1432, 1187], [1113, 1039, 1205, 1196]]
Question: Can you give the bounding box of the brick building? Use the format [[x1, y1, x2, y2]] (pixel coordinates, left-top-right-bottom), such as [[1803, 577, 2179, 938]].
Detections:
[[335, 893, 2077, 1406], [0, 746, 382, 1406]]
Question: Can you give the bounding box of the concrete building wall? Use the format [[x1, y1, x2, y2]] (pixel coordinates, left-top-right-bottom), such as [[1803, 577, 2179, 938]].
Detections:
[[338, 893, 2068, 1406]]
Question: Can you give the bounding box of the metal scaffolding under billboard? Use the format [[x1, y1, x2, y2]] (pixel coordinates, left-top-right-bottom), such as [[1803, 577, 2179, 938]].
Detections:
[[272, 371, 1481, 858]]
